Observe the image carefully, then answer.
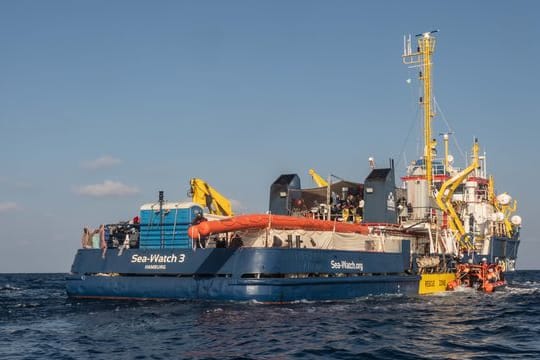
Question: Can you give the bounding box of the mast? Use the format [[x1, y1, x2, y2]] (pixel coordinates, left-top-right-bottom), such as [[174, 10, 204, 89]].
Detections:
[[403, 31, 438, 196], [440, 132, 452, 174]]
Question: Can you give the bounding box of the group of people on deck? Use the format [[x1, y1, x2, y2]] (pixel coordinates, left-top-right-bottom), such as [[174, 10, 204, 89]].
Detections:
[[81, 213, 241, 255], [81, 225, 107, 258]]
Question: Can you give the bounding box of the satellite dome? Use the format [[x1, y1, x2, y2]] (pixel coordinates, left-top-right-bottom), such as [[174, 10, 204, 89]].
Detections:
[[511, 215, 522, 226], [497, 193, 512, 205]]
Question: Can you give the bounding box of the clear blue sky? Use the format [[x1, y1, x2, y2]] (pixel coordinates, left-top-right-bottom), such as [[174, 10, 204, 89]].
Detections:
[[1, 1, 538, 272]]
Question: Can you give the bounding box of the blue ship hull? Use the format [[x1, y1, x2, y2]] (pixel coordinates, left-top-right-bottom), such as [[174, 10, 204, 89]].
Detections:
[[66, 243, 420, 302], [66, 273, 419, 302]]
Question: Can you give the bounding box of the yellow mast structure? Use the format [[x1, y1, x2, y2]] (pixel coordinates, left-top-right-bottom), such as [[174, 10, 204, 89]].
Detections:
[[402, 31, 438, 196]]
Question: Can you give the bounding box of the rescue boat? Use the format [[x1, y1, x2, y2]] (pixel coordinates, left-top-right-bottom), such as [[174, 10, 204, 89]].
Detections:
[[447, 260, 507, 293], [188, 214, 369, 239]]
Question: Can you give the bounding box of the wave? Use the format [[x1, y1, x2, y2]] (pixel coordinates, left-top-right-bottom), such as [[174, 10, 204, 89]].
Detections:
[[0, 284, 22, 291]]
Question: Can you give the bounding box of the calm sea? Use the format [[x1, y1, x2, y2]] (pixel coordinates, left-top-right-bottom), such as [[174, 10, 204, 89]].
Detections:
[[1, 271, 539, 359]]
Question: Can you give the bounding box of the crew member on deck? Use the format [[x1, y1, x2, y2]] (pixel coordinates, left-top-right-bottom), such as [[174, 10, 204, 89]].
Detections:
[[192, 213, 208, 248], [81, 227, 93, 249], [230, 233, 243, 248], [192, 213, 207, 225], [99, 224, 107, 259]]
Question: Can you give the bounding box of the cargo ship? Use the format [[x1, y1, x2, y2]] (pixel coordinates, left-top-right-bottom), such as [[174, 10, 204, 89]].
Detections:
[[66, 31, 521, 302]]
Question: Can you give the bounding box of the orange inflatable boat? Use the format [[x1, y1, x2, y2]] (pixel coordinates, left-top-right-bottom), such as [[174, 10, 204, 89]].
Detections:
[[188, 214, 369, 239]]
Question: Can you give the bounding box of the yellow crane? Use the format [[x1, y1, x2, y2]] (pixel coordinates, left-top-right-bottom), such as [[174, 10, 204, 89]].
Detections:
[[435, 139, 479, 249], [308, 169, 328, 187], [189, 178, 234, 216], [488, 177, 518, 237]]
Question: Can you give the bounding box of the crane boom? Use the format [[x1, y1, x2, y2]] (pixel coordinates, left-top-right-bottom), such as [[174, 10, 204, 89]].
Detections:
[[308, 169, 329, 187], [189, 178, 234, 216], [435, 139, 479, 248]]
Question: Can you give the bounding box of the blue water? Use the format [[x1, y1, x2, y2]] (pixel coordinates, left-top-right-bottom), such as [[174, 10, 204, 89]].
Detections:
[[1, 272, 539, 359]]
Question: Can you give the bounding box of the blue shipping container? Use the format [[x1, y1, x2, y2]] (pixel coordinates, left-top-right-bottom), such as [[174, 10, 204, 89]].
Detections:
[[139, 202, 203, 249]]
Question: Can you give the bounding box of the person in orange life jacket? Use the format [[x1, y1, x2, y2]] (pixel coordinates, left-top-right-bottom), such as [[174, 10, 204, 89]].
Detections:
[[481, 257, 488, 268], [486, 268, 497, 283]]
